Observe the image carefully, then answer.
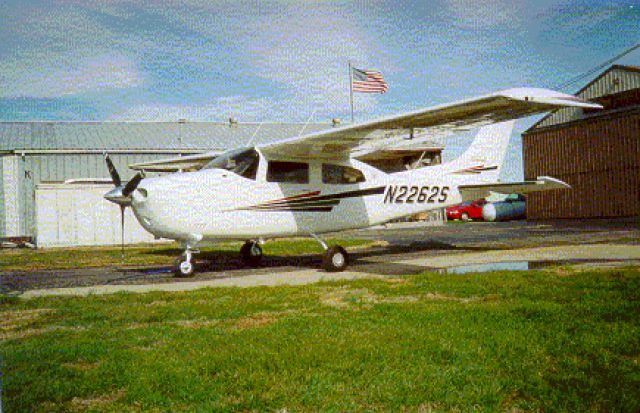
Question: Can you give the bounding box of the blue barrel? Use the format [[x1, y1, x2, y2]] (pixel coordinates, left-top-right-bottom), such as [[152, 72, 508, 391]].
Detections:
[[482, 197, 526, 221]]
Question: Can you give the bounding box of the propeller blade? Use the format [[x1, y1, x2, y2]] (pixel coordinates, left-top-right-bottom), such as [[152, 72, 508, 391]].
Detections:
[[120, 205, 125, 260], [105, 154, 121, 187], [122, 173, 143, 197]]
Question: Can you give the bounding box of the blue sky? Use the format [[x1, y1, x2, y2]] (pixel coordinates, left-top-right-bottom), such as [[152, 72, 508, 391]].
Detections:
[[0, 0, 638, 179]]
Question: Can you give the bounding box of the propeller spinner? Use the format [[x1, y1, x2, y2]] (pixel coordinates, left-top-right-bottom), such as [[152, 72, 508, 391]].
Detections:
[[104, 155, 144, 206]]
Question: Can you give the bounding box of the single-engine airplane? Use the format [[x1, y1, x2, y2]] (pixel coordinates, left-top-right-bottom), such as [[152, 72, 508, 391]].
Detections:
[[104, 87, 601, 276]]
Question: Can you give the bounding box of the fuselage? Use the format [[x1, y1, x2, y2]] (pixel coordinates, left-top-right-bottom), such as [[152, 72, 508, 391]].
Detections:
[[128, 148, 482, 246]]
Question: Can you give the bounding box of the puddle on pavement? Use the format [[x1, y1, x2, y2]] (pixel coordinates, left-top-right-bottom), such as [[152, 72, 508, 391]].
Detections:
[[443, 259, 615, 274]]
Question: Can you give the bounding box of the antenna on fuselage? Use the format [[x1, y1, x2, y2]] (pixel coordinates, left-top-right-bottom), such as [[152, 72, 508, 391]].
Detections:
[[245, 122, 263, 147], [297, 110, 317, 137]]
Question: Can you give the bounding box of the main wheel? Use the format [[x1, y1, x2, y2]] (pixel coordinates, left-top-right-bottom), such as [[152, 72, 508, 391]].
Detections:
[[322, 246, 349, 272], [240, 241, 263, 266], [175, 256, 195, 277], [461, 212, 470, 221]]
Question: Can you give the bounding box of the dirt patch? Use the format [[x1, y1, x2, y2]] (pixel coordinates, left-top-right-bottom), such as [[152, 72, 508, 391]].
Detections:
[[319, 287, 421, 308], [379, 295, 420, 304], [144, 300, 171, 308], [317, 286, 497, 308], [230, 309, 310, 330], [172, 319, 221, 328], [0, 308, 55, 329], [69, 389, 126, 411], [319, 287, 375, 308], [383, 277, 411, 284], [0, 308, 56, 340], [232, 312, 279, 329], [63, 360, 101, 371], [1, 324, 86, 341]]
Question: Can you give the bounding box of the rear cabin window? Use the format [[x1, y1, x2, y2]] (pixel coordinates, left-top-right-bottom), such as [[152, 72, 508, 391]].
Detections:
[[322, 164, 366, 184], [267, 161, 309, 184]]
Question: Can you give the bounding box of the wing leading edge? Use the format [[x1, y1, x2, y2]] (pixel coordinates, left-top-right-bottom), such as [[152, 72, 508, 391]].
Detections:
[[258, 87, 602, 160], [129, 151, 220, 172]]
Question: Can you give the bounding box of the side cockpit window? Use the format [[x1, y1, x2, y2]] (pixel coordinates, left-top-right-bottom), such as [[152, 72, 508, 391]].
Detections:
[[267, 161, 309, 184], [203, 148, 259, 180], [322, 164, 366, 184]]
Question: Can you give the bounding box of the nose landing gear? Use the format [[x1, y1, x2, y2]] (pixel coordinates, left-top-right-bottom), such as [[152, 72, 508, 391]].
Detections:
[[175, 248, 198, 277]]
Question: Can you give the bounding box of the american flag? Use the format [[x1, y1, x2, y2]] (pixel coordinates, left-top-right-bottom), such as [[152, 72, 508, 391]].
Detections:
[[351, 67, 388, 93]]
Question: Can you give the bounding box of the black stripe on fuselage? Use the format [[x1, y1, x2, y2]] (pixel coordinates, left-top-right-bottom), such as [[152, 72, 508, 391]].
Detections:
[[238, 186, 386, 212]]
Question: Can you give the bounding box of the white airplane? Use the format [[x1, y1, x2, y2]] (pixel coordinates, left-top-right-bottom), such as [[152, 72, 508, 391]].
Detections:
[[104, 87, 601, 276]]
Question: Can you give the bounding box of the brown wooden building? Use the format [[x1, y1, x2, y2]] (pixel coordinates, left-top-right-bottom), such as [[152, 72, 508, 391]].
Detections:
[[522, 65, 640, 219]]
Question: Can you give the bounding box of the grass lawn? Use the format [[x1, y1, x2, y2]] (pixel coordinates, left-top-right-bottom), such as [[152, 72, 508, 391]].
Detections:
[[2, 267, 639, 412], [0, 238, 377, 271]]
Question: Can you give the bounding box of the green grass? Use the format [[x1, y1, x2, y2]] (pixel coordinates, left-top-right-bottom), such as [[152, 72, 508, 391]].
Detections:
[[2, 268, 640, 412], [0, 238, 376, 271]]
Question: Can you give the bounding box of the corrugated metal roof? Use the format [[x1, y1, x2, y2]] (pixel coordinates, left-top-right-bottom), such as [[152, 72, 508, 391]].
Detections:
[[526, 65, 640, 132], [0, 121, 335, 152]]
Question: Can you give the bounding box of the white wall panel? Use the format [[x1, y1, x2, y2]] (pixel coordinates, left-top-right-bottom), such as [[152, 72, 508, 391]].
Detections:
[[36, 183, 159, 247], [2, 156, 20, 236]]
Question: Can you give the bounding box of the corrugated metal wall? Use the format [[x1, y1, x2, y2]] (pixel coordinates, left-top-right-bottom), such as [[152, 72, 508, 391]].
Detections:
[[535, 66, 640, 129], [17, 153, 185, 240], [523, 109, 640, 219]]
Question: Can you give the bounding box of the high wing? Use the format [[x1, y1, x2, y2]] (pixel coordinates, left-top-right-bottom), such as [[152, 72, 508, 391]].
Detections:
[[129, 151, 220, 172], [458, 176, 570, 201], [258, 87, 602, 159]]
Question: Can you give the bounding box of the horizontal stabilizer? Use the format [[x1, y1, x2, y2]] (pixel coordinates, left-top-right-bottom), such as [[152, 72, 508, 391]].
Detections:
[[458, 176, 570, 201], [129, 151, 220, 172]]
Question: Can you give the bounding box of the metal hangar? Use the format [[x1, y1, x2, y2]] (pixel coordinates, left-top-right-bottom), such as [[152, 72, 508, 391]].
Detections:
[[522, 65, 640, 219]]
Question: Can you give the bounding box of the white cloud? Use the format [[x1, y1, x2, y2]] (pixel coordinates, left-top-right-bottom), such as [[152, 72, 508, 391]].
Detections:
[[149, 1, 388, 120], [0, 5, 143, 99], [112, 95, 280, 122], [444, 0, 516, 28], [0, 53, 142, 98]]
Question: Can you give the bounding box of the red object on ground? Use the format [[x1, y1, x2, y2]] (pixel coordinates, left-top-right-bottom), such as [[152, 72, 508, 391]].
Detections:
[[446, 199, 488, 221]]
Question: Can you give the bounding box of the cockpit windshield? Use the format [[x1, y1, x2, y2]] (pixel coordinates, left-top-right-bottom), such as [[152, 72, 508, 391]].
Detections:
[[203, 147, 259, 180]]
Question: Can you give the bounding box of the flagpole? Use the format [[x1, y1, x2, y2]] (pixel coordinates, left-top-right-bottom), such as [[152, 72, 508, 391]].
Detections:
[[348, 60, 354, 123]]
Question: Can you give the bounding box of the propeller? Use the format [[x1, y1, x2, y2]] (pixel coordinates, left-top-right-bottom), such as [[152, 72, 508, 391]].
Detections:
[[105, 155, 121, 187], [103, 154, 145, 259]]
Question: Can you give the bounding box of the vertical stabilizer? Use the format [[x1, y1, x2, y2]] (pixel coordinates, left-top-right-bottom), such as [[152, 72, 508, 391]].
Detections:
[[446, 120, 514, 182]]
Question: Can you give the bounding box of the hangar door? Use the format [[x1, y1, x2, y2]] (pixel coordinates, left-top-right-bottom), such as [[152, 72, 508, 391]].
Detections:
[[35, 183, 159, 247]]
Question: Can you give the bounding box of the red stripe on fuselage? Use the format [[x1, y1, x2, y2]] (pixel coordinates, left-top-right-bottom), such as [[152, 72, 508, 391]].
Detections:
[[261, 191, 321, 205]]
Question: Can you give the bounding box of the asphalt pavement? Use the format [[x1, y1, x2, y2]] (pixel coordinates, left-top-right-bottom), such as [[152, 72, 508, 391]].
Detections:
[[3, 218, 639, 297]]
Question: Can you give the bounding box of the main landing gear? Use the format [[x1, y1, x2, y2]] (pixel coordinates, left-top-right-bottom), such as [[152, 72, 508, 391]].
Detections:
[[174, 235, 349, 277], [240, 240, 263, 266], [311, 233, 349, 272]]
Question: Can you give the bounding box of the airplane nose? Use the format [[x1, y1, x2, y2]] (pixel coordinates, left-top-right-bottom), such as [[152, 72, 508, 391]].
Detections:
[[104, 186, 131, 206]]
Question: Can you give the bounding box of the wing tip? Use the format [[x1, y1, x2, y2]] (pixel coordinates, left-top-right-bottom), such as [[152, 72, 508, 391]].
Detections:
[[500, 87, 603, 110], [537, 176, 571, 189]]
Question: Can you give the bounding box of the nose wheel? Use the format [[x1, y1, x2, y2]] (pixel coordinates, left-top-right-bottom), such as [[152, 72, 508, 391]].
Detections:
[[175, 249, 196, 277], [240, 240, 263, 266]]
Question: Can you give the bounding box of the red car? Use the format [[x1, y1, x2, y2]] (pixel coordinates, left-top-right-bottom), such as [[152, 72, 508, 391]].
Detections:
[[446, 199, 487, 221]]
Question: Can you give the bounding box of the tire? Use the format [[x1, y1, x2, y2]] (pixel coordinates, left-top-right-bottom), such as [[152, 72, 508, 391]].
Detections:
[[241, 241, 263, 266], [461, 212, 470, 222], [175, 257, 195, 278], [322, 246, 349, 272]]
